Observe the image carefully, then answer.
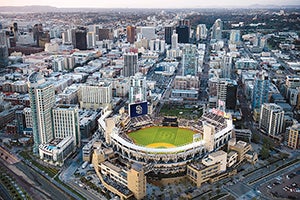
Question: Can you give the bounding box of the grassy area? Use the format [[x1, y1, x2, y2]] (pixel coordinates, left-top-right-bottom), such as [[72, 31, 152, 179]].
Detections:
[[18, 151, 85, 199], [160, 104, 203, 118], [0, 166, 31, 200], [19, 151, 59, 178], [128, 126, 195, 147]]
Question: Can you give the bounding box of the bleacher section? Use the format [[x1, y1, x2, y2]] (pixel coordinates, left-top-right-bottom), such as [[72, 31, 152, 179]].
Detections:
[[162, 116, 178, 127], [130, 115, 152, 128]]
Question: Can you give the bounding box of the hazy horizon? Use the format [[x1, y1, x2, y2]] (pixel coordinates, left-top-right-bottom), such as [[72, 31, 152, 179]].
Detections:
[[1, 0, 300, 9]]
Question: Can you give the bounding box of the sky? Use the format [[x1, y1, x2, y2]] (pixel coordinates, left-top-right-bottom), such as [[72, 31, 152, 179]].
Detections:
[[0, 0, 299, 8]]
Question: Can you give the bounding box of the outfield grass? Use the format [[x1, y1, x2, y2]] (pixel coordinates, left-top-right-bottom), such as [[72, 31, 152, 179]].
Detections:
[[128, 126, 195, 147]]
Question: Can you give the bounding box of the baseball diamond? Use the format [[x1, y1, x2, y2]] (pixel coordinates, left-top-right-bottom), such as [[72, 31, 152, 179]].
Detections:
[[128, 126, 196, 147]]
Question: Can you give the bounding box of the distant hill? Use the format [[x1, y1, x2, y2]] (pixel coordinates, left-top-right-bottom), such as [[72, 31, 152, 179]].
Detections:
[[248, 4, 300, 8], [0, 5, 299, 13], [0, 6, 60, 13]]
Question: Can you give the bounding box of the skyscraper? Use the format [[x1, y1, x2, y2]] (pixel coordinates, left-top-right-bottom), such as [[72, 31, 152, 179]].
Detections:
[[28, 72, 55, 153], [79, 83, 112, 109], [0, 45, 8, 67], [68, 28, 76, 46], [217, 79, 237, 110], [61, 31, 71, 44], [129, 75, 147, 104], [196, 24, 207, 40], [212, 19, 223, 40], [229, 30, 241, 45], [12, 22, 18, 42], [252, 71, 269, 110], [123, 52, 138, 77], [98, 28, 113, 41], [52, 105, 80, 146], [182, 44, 199, 76], [221, 55, 232, 79], [15, 110, 25, 135], [75, 28, 87, 50], [127, 26, 136, 44], [164, 26, 173, 45], [140, 27, 156, 40], [176, 25, 189, 43], [171, 30, 178, 49], [87, 32, 96, 48], [178, 19, 190, 27], [259, 103, 284, 136]]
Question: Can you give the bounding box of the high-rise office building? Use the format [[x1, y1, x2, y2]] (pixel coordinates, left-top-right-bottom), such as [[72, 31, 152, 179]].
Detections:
[[123, 52, 138, 77], [63, 56, 75, 70], [0, 45, 8, 67], [221, 55, 232, 79], [212, 19, 223, 40], [149, 39, 165, 52], [12, 22, 19, 41], [127, 26, 136, 44], [217, 79, 237, 110], [0, 30, 9, 67], [75, 28, 87, 50], [287, 124, 300, 149], [87, 32, 96, 48], [176, 25, 189, 43], [164, 26, 173, 45], [98, 28, 113, 41], [252, 71, 269, 110], [33, 23, 45, 47], [178, 19, 191, 27], [182, 44, 199, 76], [62, 31, 70, 44], [15, 110, 25, 135], [52, 105, 80, 146], [140, 27, 156, 40], [171, 30, 178, 49], [229, 30, 241, 45], [79, 83, 112, 109], [67, 28, 76, 46], [259, 103, 284, 136], [28, 72, 55, 153], [129, 75, 147, 104], [93, 25, 101, 40], [0, 30, 8, 46], [196, 24, 207, 40]]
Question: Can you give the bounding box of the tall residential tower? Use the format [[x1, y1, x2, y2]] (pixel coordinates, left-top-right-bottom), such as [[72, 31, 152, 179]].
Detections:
[[28, 72, 55, 153], [252, 71, 269, 110]]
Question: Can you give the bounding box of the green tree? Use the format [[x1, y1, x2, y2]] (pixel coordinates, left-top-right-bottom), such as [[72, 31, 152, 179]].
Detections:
[[252, 133, 260, 144], [260, 146, 270, 160]]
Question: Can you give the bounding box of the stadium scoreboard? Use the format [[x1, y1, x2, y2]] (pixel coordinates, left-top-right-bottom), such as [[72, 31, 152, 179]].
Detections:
[[129, 101, 148, 118]]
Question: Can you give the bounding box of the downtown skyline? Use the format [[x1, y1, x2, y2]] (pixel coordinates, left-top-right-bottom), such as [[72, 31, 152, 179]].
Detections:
[[0, 0, 300, 8]]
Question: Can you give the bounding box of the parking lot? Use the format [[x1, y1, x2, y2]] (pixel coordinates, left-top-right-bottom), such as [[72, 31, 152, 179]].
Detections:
[[261, 167, 300, 199]]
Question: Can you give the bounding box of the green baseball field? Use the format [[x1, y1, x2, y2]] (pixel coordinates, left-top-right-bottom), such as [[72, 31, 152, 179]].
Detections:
[[128, 126, 196, 148]]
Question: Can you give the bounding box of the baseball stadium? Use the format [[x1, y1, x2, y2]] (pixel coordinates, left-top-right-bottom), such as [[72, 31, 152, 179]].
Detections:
[[93, 108, 235, 200], [104, 109, 234, 175]]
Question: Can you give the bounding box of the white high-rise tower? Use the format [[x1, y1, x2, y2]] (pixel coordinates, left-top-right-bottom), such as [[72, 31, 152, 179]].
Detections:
[[28, 72, 55, 153]]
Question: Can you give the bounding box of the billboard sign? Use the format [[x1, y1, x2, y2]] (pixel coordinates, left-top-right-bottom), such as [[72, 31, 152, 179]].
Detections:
[[129, 101, 148, 118]]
